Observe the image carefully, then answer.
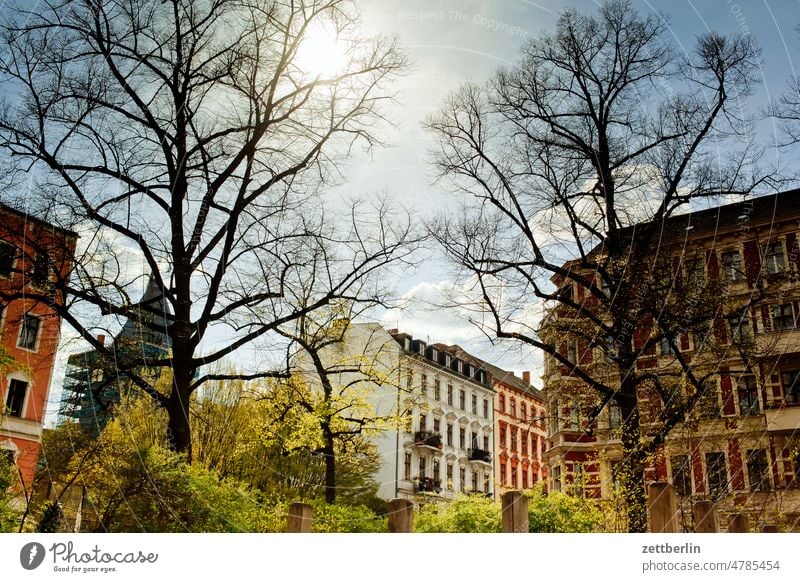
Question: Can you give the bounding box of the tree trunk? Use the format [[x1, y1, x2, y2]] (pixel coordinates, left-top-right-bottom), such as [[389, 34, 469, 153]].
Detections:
[[323, 425, 336, 504], [618, 387, 648, 532], [166, 383, 193, 459]]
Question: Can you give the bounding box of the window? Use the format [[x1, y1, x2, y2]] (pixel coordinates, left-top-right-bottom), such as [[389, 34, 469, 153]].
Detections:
[[520, 402, 527, 421], [521, 431, 528, 455], [446, 423, 453, 446], [91, 368, 104, 383], [404, 452, 411, 480], [611, 461, 622, 493], [764, 241, 786, 275], [658, 333, 676, 356], [500, 463, 507, 486], [511, 465, 518, 488], [420, 374, 427, 395], [737, 375, 760, 416], [483, 435, 489, 452], [569, 404, 580, 431], [418, 456, 426, 479], [17, 313, 41, 351], [522, 470, 529, 489], [4, 378, 28, 417], [459, 427, 465, 449], [670, 455, 692, 496], [705, 452, 728, 500], [721, 250, 744, 281], [471, 394, 477, 414], [446, 463, 454, 489], [558, 284, 573, 302], [573, 463, 585, 497], [433, 418, 440, 435], [483, 399, 489, 418], [470, 431, 478, 449], [609, 401, 622, 430], [419, 414, 427, 432], [552, 465, 562, 492], [459, 389, 465, 410], [567, 341, 578, 364], [434, 380, 441, 401], [484, 474, 490, 494], [472, 471, 478, 492], [433, 459, 440, 481], [510, 428, 518, 452], [30, 253, 51, 288], [684, 257, 705, 287], [499, 426, 506, 448], [406, 370, 413, 389], [510, 399, 516, 418], [697, 383, 720, 419], [728, 312, 752, 342], [746, 449, 770, 492], [459, 466, 466, 492], [447, 385, 453, 406], [0, 242, 15, 278], [499, 394, 505, 414], [781, 370, 800, 404], [771, 303, 795, 331]]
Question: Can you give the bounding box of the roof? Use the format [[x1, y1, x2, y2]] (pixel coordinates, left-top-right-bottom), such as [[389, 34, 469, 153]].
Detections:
[[446, 344, 543, 400], [558, 189, 800, 278], [0, 201, 79, 239]]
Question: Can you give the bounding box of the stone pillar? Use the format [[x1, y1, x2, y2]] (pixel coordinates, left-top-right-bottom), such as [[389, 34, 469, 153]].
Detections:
[[692, 500, 718, 533], [501, 490, 529, 533], [387, 498, 414, 533], [647, 482, 679, 533], [286, 502, 313, 533], [728, 513, 750, 533]]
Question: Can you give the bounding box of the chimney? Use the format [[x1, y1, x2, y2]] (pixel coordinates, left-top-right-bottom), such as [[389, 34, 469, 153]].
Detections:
[[522, 371, 531, 385], [97, 334, 106, 347]]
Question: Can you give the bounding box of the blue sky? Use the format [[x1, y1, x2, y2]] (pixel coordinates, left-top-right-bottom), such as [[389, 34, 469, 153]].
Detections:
[[327, 0, 800, 380], [39, 0, 800, 419]]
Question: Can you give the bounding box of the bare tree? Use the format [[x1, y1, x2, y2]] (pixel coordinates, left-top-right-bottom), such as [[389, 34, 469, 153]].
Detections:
[[0, 0, 416, 456], [426, 0, 769, 531]]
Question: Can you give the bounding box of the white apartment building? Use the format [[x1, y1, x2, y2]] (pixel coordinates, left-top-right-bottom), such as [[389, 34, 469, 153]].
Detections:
[[307, 322, 495, 502]]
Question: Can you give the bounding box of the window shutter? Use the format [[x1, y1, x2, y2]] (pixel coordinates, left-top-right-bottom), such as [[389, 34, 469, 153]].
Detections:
[[742, 240, 760, 285]]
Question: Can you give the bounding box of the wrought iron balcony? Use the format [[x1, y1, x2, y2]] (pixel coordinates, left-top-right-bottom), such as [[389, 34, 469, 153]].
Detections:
[[415, 477, 442, 493], [413, 430, 443, 449], [468, 448, 492, 463]]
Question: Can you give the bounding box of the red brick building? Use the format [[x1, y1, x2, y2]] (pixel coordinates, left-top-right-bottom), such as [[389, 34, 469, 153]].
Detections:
[[0, 203, 76, 488], [542, 191, 800, 531]]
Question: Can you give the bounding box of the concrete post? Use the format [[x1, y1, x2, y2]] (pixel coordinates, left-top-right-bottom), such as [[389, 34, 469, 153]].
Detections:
[[692, 500, 718, 533], [387, 499, 414, 533], [728, 513, 750, 533], [501, 490, 529, 533], [647, 482, 679, 533], [286, 502, 314, 533]]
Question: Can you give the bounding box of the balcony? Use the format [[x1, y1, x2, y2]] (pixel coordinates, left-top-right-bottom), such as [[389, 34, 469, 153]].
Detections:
[[415, 477, 442, 493], [468, 448, 492, 464], [413, 431, 443, 449], [764, 407, 800, 434]]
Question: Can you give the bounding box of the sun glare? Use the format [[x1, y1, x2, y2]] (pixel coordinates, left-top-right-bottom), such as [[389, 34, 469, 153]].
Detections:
[[295, 21, 349, 78]]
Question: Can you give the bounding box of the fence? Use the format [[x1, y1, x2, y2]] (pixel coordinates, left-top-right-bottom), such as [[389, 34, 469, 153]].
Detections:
[[647, 482, 780, 533], [286, 491, 528, 533]]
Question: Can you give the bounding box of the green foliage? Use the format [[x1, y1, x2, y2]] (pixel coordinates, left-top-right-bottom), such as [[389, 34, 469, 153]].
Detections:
[[36, 502, 65, 533], [0, 451, 20, 532], [414, 495, 502, 533], [526, 486, 604, 533], [309, 500, 387, 533]]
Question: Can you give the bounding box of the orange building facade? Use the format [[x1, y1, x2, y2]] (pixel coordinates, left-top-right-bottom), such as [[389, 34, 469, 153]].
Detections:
[[0, 203, 76, 488], [491, 367, 548, 494]]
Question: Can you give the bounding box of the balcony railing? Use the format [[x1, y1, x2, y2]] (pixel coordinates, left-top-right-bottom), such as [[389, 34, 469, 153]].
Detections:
[[468, 448, 492, 463], [415, 477, 442, 493], [413, 431, 443, 449]]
